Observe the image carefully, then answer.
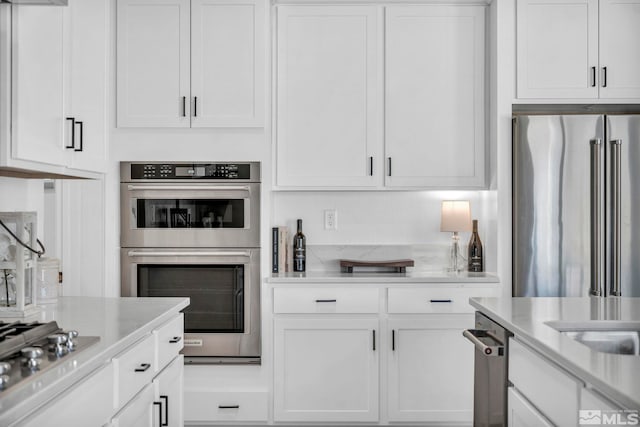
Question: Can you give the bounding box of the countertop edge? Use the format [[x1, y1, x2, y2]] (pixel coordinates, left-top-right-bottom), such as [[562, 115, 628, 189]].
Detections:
[[470, 298, 640, 410]]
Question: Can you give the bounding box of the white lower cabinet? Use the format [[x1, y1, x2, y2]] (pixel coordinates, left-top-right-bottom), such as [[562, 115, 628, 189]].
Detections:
[[153, 355, 184, 427], [18, 363, 115, 427], [273, 317, 379, 422], [509, 338, 581, 426], [184, 389, 268, 423], [387, 315, 474, 423], [508, 387, 553, 427], [271, 283, 498, 425], [111, 384, 155, 427]]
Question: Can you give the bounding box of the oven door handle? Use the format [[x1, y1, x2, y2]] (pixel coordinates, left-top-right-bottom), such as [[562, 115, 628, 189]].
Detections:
[[127, 250, 252, 257], [126, 185, 251, 192]]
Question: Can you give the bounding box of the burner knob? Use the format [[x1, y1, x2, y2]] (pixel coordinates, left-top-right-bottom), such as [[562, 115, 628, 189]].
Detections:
[[0, 375, 9, 389], [48, 334, 68, 356], [21, 346, 43, 370], [66, 330, 79, 351], [0, 362, 10, 375]]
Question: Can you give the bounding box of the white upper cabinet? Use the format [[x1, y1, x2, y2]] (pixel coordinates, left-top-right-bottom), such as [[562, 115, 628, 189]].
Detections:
[[275, 4, 486, 189], [11, 5, 66, 168], [191, 0, 265, 127], [599, 0, 640, 99], [517, 0, 640, 100], [117, 0, 190, 128], [65, 0, 109, 173], [2, 1, 108, 177], [385, 5, 485, 188], [117, 0, 265, 128], [275, 5, 381, 188]]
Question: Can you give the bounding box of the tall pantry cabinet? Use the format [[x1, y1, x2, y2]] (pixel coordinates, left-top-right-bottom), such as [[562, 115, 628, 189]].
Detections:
[[117, 0, 265, 127]]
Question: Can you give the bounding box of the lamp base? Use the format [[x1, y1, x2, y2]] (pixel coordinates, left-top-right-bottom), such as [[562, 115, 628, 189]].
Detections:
[[447, 232, 466, 273]]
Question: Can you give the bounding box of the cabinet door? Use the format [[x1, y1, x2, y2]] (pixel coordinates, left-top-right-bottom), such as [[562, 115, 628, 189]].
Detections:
[[65, 0, 108, 173], [191, 0, 265, 127], [385, 5, 485, 188], [11, 5, 66, 166], [112, 384, 154, 427], [276, 6, 381, 188], [274, 317, 379, 422], [599, 0, 640, 99], [516, 0, 599, 99], [153, 355, 184, 427], [508, 387, 554, 427], [387, 315, 474, 423], [117, 0, 190, 127]]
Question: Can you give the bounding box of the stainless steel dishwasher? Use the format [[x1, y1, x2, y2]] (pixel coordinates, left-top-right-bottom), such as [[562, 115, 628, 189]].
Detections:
[[463, 311, 512, 427]]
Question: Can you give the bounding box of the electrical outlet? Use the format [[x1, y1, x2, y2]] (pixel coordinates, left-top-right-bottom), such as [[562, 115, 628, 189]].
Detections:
[[324, 209, 338, 230]]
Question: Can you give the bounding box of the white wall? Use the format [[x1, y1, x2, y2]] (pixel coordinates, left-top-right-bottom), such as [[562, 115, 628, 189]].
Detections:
[[0, 177, 45, 238]]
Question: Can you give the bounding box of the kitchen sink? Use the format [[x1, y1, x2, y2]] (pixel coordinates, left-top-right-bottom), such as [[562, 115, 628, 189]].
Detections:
[[545, 321, 640, 355]]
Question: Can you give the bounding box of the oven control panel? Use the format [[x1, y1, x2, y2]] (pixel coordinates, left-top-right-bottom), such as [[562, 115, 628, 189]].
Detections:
[[131, 163, 251, 180]]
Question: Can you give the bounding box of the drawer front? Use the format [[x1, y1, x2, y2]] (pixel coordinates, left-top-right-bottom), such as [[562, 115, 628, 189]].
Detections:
[[509, 338, 581, 427], [387, 287, 496, 313], [114, 333, 156, 409], [111, 384, 154, 427], [184, 390, 268, 422], [273, 287, 379, 313], [155, 313, 184, 372]]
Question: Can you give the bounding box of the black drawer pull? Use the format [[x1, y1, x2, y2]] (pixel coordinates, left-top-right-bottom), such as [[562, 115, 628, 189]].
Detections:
[[160, 395, 169, 426], [430, 299, 453, 303], [153, 402, 162, 427], [134, 363, 151, 372], [372, 330, 376, 351], [218, 405, 240, 409], [392, 329, 395, 351], [315, 299, 337, 303], [169, 336, 182, 343]]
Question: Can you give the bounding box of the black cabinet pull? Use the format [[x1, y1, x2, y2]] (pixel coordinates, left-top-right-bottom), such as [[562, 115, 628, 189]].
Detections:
[[315, 299, 336, 303], [194, 96, 198, 117], [74, 121, 83, 152], [372, 330, 376, 351], [387, 157, 392, 176], [392, 329, 395, 351], [169, 336, 182, 343], [430, 299, 453, 303], [134, 363, 151, 372], [160, 395, 169, 426], [65, 117, 75, 149], [369, 156, 373, 176], [602, 67, 607, 88], [218, 405, 240, 409], [591, 66, 596, 87], [153, 402, 162, 427], [182, 96, 186, 117]]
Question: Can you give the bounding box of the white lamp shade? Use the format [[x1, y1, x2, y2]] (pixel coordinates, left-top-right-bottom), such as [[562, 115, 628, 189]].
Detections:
[[440, 200, 472, 232]]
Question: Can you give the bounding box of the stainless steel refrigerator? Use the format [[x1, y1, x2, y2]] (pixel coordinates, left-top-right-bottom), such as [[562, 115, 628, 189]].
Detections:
[[513, 113, 640, 297]]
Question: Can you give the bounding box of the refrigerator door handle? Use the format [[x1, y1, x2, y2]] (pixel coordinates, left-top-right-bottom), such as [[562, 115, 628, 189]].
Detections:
[[610, 139, 622, 296], [590, 139, 603, 296]]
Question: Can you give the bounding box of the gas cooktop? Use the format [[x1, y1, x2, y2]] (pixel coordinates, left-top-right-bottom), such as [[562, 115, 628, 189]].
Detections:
[[0, 320, 99, 395]]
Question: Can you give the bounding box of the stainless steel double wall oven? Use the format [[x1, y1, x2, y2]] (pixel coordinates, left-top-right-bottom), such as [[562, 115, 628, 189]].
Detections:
[[120, 162, 261, 363]]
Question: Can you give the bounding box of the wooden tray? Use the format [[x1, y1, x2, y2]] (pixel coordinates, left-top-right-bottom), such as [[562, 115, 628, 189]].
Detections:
[[339, 259, 414, 273]]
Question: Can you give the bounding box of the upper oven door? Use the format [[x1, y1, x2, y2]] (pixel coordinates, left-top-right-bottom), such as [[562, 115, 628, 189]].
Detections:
[[120, 182, 260, 248]]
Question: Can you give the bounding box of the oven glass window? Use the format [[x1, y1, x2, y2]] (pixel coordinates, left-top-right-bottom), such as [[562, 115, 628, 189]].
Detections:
[[137, 264, 244, 333], [135, 199, 244, 229]]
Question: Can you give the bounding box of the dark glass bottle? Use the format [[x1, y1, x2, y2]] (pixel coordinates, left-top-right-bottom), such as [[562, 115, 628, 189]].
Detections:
[[293, 219, 306, 272], [468, 219, 484, 272]]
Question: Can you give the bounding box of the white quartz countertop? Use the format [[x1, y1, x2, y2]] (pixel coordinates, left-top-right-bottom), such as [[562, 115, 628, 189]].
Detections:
[[0, 296, 189, 424], [268, 271, 500, 283], [470, 297, 640, 409]]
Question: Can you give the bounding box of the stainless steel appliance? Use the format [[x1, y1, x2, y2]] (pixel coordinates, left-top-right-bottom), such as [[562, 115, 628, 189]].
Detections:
[[120, 162, 261, 364], [513, 111, 640, 297], [463, 312, 511, 427], [0, 320, 99, 395]]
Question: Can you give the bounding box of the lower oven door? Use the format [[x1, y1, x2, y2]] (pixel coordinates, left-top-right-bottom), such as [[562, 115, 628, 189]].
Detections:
[[121, 248, 260, 362]]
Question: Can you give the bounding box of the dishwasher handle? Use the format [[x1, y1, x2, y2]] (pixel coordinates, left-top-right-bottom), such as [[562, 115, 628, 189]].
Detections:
[[462, 329, 505, 357]]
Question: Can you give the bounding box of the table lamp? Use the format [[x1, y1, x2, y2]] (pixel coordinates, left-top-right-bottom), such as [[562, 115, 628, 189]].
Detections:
[[440, 200, 472, 272]]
